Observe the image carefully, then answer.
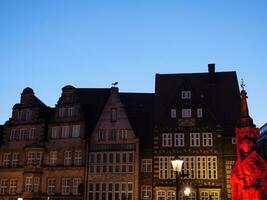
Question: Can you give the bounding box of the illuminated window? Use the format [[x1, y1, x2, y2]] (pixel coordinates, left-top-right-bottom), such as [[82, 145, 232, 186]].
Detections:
[[33, 177, 40, 192], [27, 152, 42, 167], [74, 150, 82, 166], [182, 109, 192, 118], [167, 191, 175, 200], [157, 191, 166, 200], [72, 178, 81, 195]]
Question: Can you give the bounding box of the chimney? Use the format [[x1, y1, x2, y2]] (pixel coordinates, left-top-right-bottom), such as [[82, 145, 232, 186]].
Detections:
[[208, 63, 215, 74]]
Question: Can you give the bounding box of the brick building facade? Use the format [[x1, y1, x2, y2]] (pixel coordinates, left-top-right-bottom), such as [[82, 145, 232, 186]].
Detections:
[[0, 65, 243, 200]]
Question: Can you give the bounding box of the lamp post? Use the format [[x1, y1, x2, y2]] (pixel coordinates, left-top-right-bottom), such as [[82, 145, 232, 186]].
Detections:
[[171, 158, 184, 200], [184, 187, 191, 200]]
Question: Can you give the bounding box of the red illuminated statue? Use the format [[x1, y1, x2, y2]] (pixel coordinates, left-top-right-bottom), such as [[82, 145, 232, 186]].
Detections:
[[231, 83, 267, 200]]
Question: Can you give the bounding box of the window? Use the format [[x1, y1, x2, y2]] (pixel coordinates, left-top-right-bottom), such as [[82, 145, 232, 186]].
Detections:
[[181, 91, 191, 99], [141, 159, 152, 172], [110, 108, 117, 122], [197, 157, 207, 179], [159, 157, 174, 179], [64, 151, 72, 166], [29, 128, 36, 140], [25, 110, 32, 120], [49, 151, 57, 166], [10, 129, 17, 141], [27, 152, 42, 167], [74, 150, 82, 166], [9, 179, 17, 194], [0, 179, 8, 194], [98, 129, 105, 141], [232, 138, 236, 144], [197, 108, 203, 118], [47, 178, 56, 195], [17, 110, 24, 121], [181, 156, 195, 179], [174, 133, 184, 146], [51, 127, 59, 139], [62, 178, 71, 195], [12, 153, 19, 167], [59, 108, 65, 118], [19, 129, 28, 140], [167, 191, 175, 200], [109, 129, 117, 141], [62, 126, 70, 138], [157, 191, 166, 200], [72, 125, 80, 137], [25, 177, 33, 192], [182, 109, 192, 118], [171, 109, 176, 118], [3, 153, 11, 167], [190, 133, 200, 146], [72, 178, 81, 195], [207, 156, 217, 179], [33, 177, 40, 192], [162, 133, 172, 147], [203, 133, 213, 146], [200, 190, 220, 200], [141, 185, 152, 199], [68, 107, 77, 117], [119, 129, 128, 140]]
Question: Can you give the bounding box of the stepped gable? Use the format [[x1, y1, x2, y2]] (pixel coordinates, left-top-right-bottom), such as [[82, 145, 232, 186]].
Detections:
[[155, 70, 240, 135], [76, 88, 111, 138], [119, 92, 154, 152]]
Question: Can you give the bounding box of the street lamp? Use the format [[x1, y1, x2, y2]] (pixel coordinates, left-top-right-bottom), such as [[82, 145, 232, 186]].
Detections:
[[17, 197, 23, 200], [171, 158, 184, 200], [184, 187, 191, 200]]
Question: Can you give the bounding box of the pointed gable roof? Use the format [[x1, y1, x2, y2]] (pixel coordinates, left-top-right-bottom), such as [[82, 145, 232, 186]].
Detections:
[[119, 92, 154, 152], [155, 70, 240, 135], [76, 88, 111, 138]]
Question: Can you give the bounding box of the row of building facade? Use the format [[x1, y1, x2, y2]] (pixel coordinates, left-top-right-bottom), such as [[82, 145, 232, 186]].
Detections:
[[0, 65, 261, 200]]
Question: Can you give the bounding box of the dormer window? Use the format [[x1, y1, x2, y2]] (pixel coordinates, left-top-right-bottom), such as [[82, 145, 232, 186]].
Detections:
[[181, 91, 191, 99], [59, 108, 65, 118], [182, 109, 192, 118]]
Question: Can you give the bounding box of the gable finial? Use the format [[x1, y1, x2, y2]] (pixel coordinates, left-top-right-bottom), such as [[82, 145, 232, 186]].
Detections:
[[240, 78, 245, 91], [111, 82, 118, 87]]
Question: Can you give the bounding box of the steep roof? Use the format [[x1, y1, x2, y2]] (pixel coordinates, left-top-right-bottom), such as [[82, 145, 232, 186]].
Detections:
[[155, 71, 240, 135], [76, 88, 111, 138], [119, 92, 154, 152]]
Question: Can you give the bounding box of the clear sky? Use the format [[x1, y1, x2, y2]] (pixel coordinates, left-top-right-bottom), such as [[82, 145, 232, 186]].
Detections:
[[0, 0, 266, 127]]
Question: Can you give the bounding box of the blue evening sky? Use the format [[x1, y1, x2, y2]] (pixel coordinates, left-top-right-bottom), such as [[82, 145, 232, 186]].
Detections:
[[0, 0, 266, 127]]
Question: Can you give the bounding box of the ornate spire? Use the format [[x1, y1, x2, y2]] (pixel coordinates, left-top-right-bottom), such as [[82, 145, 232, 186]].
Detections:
[[238, 79, 255, 127]]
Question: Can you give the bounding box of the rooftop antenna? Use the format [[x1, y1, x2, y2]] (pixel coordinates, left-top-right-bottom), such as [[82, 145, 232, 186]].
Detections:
[[111, 82, 118, 87], [240, 78, 245, 90]]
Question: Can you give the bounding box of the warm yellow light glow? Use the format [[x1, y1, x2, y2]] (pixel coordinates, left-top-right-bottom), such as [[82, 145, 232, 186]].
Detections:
[[171, 158, 184, 173], [184, 187, 191, 197], [18, 198, 23, 200]]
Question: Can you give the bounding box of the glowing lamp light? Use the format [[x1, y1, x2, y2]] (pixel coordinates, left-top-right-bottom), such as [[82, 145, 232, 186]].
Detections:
[[171, 158, 184, 173], [17, 198, 23, 200], [184, 187, 191, 197]]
